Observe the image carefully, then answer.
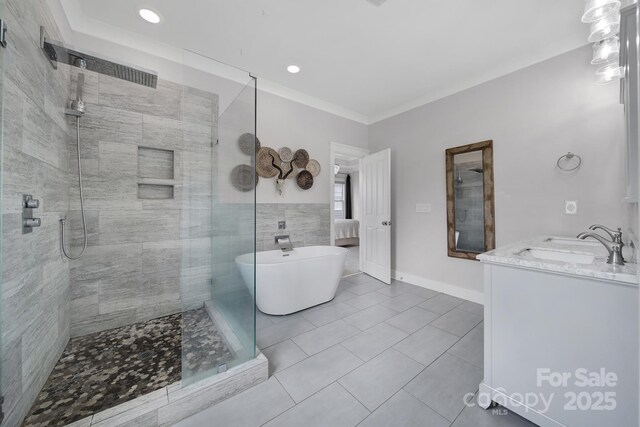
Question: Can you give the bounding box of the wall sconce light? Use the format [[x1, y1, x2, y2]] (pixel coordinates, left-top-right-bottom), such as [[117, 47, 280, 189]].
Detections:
[[581, 0, 621, 23]]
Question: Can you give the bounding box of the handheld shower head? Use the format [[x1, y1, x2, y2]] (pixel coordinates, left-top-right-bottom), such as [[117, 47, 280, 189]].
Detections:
[[68, 72, 86, 115]]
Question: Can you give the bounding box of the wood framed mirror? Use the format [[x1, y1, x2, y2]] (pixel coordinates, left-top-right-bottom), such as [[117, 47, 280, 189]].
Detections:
[[446, 140, 495, 260]]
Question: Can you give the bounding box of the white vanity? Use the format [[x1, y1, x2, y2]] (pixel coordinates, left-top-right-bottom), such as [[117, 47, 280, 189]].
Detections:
[[477, 237, 638, 427]]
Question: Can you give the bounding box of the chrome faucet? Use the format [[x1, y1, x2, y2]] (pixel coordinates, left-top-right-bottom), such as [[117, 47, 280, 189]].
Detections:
[[577, 229, 626, 266], [588, 224, 623, 243]]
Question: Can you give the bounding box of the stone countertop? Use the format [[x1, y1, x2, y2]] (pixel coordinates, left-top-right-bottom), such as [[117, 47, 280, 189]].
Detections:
[[477, 236, 638, 285]]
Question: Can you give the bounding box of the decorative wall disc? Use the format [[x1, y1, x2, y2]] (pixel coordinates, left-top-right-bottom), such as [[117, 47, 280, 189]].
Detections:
[[296, 170, 314, 190], [305, 159, 321, 177], [238, 133, 261, 156], [293, 149, 310, 168], [279, 147, 293, 162], [231, 164, 257, 191], [256, 147, 280, 178]]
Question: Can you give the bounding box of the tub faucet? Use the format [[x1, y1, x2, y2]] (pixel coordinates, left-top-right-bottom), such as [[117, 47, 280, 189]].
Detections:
[[275, 235, 293, 253], [576, 231, 625, 266]]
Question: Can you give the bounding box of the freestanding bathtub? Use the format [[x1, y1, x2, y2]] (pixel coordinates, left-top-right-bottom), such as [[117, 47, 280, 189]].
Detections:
[[235, 246, 348, 315]]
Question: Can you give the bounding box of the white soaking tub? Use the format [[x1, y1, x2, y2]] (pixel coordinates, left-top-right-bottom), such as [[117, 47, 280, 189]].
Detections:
[[235, 246, 348, 315]]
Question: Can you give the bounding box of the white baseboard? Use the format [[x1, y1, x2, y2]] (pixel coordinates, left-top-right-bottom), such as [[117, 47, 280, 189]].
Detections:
[[391, 270, 484, 305]]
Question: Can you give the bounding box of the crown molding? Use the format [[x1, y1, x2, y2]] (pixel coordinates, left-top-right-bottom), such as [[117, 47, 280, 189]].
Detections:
[[368, 42, 592, 124], [56, 0, 369, 125], [53, 0, 591, 127]]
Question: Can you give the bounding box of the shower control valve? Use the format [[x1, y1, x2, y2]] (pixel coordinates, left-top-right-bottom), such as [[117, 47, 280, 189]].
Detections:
[[22, 194, 41, 234], [23, 218, 41, 228], [23, 195, 40, 209]]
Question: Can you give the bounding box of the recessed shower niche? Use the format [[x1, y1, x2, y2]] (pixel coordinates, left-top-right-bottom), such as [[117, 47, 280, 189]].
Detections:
[[137, 146, 177, 199]]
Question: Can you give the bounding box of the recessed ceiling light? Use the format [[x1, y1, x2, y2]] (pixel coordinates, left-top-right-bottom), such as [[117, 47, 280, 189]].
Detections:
[[139, 8, 161, 24], [287, 65, 301, 74]]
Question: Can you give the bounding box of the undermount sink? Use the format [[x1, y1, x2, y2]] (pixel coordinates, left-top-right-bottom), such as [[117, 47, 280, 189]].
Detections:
[[524, 248, 595, 264], [543, 237, 601, 247]]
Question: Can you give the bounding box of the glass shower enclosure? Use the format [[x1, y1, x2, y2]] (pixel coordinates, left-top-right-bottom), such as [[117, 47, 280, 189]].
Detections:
[[0, 8, 257, 423], [180, 50, 257, 385]]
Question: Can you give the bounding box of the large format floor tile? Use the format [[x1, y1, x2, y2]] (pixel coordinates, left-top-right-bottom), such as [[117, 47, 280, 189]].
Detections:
[[299, 302, 358, 327], [339, 348, 424, 411], [458, 300, 484, 317], [343, 305, 398, 331], [291, 319, 360, 355], [448, 322, 483, 368], [343, 279, 387, 295], [379, 292, 427, 312], [256, 316, 316, 349], [275, 345, 362, 402], [393, 325, 459, 366], [430, 307, 483, 337], [405, 352, 483, 421], [185, 277, 496, 427], [341, 322, 408, 361], [419, 294, 465, 314], [345, 291, 390, 310], [175, 377, 294, 427], [385, 306, 440, 334], [359, 390, 450, 427], [263, 383, 369, 427], [261, 340, 308, 375]]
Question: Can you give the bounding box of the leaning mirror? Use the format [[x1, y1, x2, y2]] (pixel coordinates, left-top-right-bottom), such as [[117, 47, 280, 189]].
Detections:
[[446, 140, 495, 260]]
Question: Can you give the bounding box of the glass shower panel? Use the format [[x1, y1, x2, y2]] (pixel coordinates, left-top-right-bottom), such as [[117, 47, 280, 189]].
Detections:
[[180, 50, 256, 385], [0, 0, 6, 412]]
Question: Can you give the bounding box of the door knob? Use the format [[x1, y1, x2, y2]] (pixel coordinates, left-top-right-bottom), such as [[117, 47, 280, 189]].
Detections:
[[382, 221, 392, 226]]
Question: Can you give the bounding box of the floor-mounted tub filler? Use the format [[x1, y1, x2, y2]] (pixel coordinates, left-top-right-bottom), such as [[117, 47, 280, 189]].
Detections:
[[236, 246, 348, 315]]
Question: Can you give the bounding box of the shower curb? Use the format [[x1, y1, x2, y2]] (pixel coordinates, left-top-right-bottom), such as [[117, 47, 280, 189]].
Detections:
[[67, 353, 269, 427]]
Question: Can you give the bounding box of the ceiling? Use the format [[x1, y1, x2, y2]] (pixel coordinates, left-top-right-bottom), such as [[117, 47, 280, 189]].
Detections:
[[59, 0, 588, 123]]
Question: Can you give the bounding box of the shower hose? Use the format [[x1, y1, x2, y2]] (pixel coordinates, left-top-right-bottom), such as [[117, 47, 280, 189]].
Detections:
[[60, 117, 88, 260]]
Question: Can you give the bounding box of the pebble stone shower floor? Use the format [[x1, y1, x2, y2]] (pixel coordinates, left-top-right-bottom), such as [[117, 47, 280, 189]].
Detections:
[[22, 308, 233, 427]]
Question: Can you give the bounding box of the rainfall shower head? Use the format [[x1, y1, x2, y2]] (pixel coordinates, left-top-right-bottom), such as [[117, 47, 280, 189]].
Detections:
[[40, 28, 158, 89]]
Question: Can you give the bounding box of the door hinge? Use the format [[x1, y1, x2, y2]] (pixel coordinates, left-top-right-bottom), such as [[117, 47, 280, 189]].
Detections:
[[0, 19, 8, 48]]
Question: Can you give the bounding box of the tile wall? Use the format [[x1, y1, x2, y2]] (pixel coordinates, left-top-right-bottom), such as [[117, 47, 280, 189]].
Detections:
[[1, 1, 72, 425], [257, 203, 330, 251], [67, 69, 219, 337]]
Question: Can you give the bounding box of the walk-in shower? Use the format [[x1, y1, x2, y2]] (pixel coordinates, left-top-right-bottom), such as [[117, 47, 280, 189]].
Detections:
[[0, 8, 259, 426]]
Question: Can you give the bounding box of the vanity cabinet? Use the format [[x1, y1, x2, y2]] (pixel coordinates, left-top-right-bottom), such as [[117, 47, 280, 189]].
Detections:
[[479, 264, 638, 427], [621, 3, 639, 202]]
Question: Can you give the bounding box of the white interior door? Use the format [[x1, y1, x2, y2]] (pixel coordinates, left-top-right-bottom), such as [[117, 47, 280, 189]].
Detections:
[[361, 149, 391, 284]]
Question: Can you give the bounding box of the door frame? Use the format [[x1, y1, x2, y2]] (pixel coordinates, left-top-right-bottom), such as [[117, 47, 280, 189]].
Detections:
[[329, 142, 370, 271]]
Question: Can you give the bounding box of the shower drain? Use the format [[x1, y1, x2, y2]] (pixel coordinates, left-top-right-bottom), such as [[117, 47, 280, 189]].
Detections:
[[138, 350, 155, 361]]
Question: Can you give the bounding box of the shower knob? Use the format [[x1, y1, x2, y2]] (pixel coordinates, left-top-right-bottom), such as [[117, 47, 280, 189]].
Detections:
[[23, 195, 40, 209], [23, 218, 41, 228]]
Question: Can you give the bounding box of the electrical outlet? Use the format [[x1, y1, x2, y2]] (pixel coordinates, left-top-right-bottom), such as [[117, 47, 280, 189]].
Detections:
[[278, 221, 286, 230], [565, 200, 578, 215]]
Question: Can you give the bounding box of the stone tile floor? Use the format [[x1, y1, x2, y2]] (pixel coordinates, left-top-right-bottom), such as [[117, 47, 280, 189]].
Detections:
[[177, 274, 536, 427], [23, 308, 232, 427]]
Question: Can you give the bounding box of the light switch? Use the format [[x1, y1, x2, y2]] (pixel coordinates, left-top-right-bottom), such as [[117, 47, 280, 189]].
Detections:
[[416, 203, 432, 213]]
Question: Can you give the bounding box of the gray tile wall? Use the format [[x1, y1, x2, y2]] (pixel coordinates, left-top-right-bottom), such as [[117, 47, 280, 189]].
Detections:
[[257, 204, 330, 251], [68, 70, 219, 337], [1, 1, 72, 426]]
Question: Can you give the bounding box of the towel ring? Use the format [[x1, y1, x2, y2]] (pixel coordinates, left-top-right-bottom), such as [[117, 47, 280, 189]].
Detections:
[[557, 152, 582, 171]]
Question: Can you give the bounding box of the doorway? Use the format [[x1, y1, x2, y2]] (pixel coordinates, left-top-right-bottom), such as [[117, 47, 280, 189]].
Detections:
[[329, 143, 369, 277]]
